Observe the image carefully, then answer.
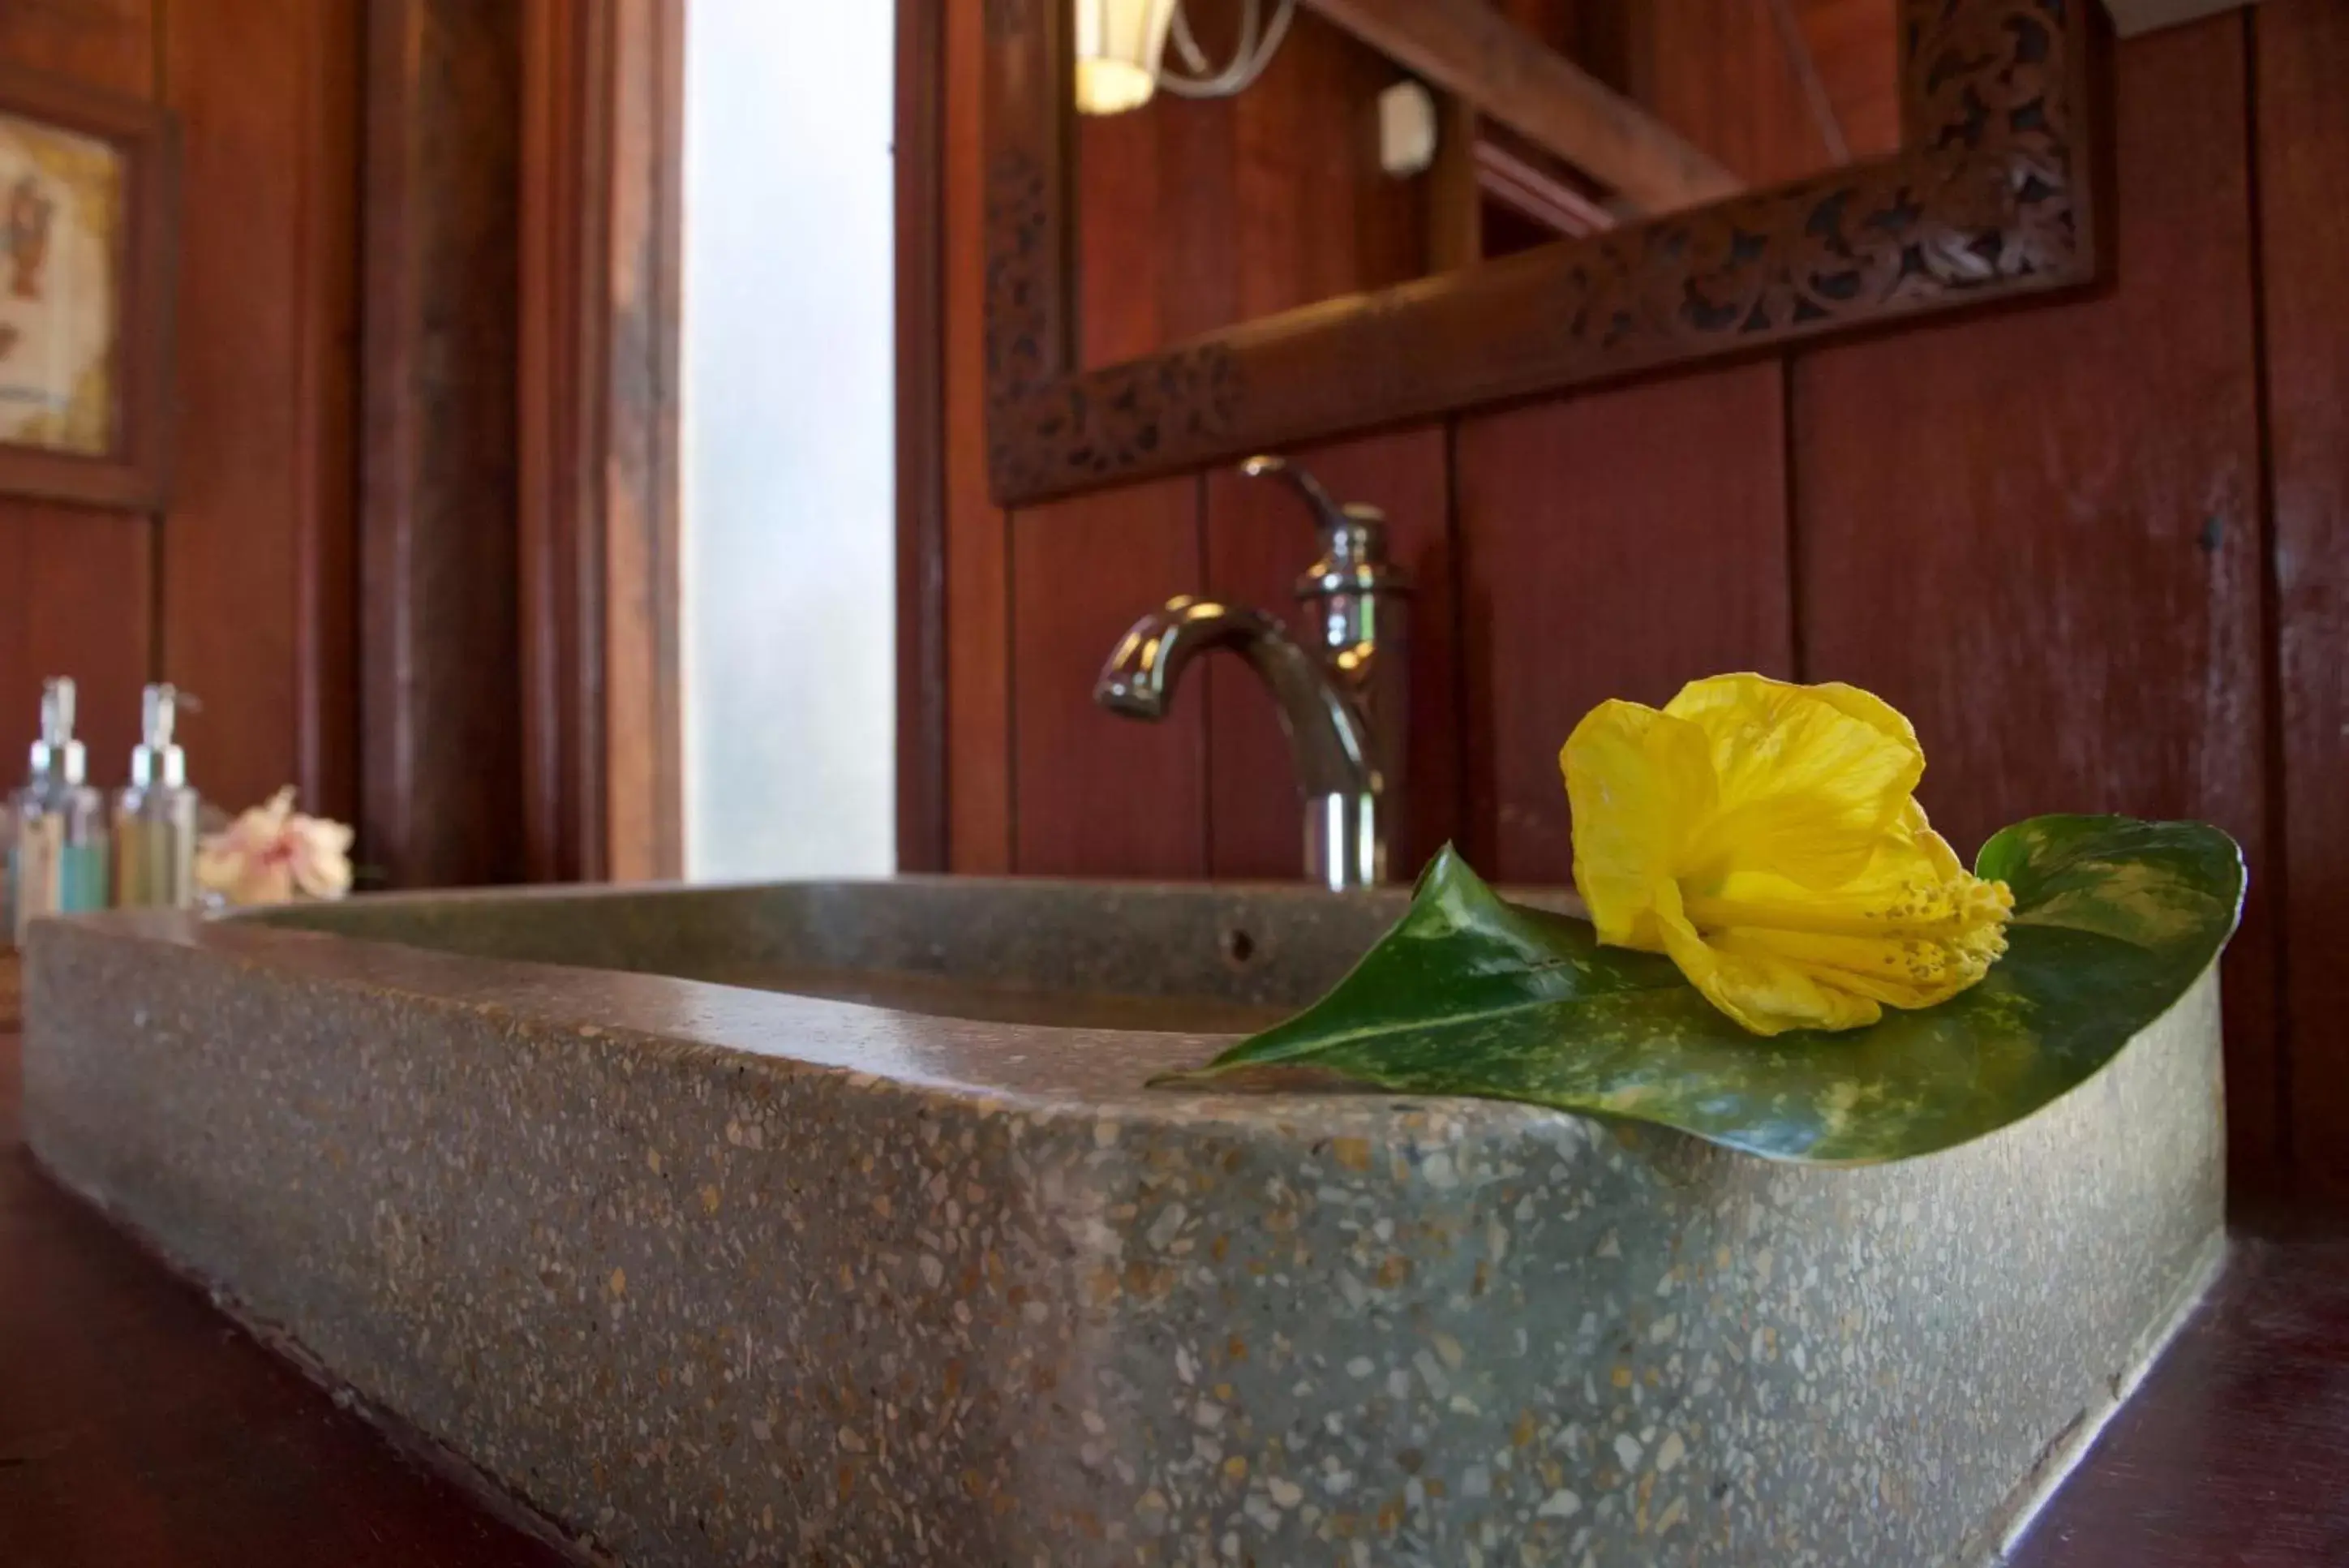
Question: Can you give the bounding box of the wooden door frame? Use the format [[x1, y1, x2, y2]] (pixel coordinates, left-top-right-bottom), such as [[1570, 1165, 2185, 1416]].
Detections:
[[360, 0, 682, 889], [361, 0, 528, 891], [522, 0, 939, 880], [517, 0, 685, 884], [530, 0, 943, 881], [897, 0, 950, 874]]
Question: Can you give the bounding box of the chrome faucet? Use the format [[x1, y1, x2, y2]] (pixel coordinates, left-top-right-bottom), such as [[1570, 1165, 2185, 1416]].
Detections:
[[1094, 455, 1411, 890]]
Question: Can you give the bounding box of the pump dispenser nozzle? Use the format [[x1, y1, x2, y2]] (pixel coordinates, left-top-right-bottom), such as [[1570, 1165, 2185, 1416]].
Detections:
[[30, 677, 86, 785], [131, 683, 190, 789], [114, 682, 200, 912]]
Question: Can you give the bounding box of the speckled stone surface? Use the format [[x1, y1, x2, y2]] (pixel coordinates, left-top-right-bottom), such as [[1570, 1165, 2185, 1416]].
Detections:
[[23, 880, 2226, 1568]]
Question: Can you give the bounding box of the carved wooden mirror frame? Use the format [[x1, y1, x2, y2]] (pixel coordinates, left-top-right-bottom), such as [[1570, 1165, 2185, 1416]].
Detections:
[[983, 0, 2106, 505]]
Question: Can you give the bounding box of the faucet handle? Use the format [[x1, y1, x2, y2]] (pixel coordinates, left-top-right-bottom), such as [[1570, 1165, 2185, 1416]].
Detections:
[[1239, 454, 1407, 596], [1239, 453, 1346, 531]]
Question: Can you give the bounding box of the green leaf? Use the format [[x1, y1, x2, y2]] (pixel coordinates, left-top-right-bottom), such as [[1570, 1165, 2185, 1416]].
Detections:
[[1157, 815, 2244, 1164]]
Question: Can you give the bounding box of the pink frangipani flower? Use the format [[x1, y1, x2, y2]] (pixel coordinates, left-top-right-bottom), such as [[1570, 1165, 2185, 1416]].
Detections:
[[195, 787, 354, 907]]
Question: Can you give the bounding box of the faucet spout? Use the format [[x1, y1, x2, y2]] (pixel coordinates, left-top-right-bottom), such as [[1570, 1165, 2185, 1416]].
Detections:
[[1096, 596, 1385, 887]]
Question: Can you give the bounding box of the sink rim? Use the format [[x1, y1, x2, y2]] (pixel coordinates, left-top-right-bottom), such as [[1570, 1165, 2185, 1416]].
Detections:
[[72, 864, 2180, 1173], [62, 896, 1600, 1141]]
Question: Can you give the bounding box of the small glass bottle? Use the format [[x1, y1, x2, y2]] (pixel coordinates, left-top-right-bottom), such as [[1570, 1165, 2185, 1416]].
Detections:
[[11, 677, 110, 943], [114, 684, 200, 909]]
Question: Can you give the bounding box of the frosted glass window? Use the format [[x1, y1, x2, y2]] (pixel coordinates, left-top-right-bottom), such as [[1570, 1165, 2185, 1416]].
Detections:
[[682, 0, 896, 880]]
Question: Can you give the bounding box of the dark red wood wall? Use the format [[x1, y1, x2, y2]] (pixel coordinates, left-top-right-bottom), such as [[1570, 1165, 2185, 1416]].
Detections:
[[2257, 0, 2349, 1212], [1076, 8, 1431, 368], [0, 0, 359, 829], [938, 3, 2349, 1216]]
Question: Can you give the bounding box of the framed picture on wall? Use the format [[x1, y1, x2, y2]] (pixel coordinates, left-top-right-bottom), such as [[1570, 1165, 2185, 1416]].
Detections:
[[0, 65, 174, 510]]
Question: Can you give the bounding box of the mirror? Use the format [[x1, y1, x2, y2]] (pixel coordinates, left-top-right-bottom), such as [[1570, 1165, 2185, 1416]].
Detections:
[[1074, 0, 1901, 370], [986, 0, 2102, 505]]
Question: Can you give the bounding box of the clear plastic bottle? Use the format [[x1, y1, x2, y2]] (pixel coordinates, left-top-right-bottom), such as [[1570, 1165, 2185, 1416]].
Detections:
[[114, 684, 200, 909], [11, 677, 110, 943]]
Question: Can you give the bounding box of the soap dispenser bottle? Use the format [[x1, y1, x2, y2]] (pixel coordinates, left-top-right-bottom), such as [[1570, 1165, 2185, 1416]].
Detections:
[[11, 677, 110, 943], [114, 683, 200, 909]]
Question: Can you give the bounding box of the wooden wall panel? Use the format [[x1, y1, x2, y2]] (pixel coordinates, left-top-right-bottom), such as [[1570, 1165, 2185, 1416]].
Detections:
[[288, 0, 362, 827], [1010, 478, 1206, 878], [2256, 0, 2349, 1203], [1455, 363, 1794, 883], [1202, 426, 1454, 880], [1076, 83, 1171, 370], [0, 506, 151, 775], [1632, 0, 1837, 188], [1235, 10, 1424, 320], [162, 0, 358, 820], [1790, 0, 1900, 159], [1492, 0, 1894, 182], [1075, 8, 1423, 372], [0, 0, 153, 89], [1491, 1, 1613, 68], [1793, 19, 2278, 1198], [0, 2, 155, 784]]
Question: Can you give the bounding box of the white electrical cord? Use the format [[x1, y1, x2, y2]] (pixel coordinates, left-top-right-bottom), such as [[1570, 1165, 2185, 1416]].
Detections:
[[1157, 0, 1299, 99]]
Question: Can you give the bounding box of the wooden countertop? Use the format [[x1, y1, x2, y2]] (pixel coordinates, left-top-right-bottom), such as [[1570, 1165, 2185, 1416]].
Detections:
[[2007, 1226, 2349, 1567], [2, 1017, 2343, 1566]]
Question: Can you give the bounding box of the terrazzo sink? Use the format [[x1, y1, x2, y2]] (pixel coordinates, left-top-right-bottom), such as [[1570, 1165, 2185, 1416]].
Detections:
[[22, 878, 2224, 1568]]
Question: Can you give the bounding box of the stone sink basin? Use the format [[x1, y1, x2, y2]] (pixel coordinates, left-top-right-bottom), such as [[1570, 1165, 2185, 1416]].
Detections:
[[20, 878, 2224, 1568]]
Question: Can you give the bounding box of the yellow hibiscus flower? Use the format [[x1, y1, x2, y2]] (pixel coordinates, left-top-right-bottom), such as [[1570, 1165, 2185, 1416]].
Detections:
[[1561, 673, 2012, 1036]]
